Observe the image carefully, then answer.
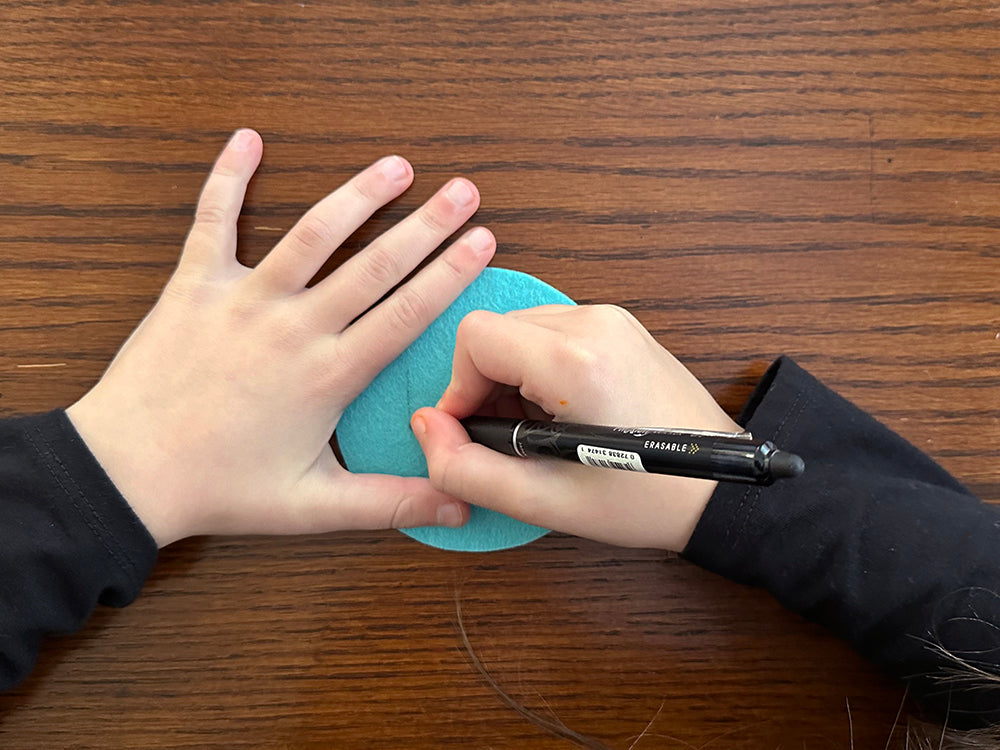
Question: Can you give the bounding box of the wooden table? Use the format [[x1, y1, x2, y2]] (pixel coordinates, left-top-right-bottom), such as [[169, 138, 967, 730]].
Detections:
[[2, 1, 998, 747]]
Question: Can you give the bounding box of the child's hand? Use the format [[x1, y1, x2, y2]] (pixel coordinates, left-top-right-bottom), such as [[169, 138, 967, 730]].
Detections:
[[68, 129, 495, 547], [411, 305, 739, 551]]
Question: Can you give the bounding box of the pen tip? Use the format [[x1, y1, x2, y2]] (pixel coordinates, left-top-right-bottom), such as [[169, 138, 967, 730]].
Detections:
[[770, 451, 805, 479]]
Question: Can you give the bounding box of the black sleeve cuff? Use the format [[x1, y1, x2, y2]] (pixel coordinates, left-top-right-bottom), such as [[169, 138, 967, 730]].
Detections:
[[0, 410, 158, 689], [683, 357, 1000, 729]]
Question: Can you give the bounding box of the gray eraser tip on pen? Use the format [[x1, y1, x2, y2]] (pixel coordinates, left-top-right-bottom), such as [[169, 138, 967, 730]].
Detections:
[[769, 451, 806, 479]]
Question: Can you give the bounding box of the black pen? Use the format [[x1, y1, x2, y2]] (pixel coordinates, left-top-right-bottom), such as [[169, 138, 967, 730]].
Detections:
[[460, 417, 804, 486]]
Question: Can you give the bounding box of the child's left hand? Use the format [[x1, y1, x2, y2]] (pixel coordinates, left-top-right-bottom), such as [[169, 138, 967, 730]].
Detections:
[[68, 129, 494, 547]]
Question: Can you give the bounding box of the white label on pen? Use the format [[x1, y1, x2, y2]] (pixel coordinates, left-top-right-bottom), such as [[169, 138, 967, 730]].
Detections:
[[577, 445, 646, 473]]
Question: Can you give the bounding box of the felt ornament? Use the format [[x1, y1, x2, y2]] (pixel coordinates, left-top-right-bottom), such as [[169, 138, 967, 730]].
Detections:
[[338, 267, 575, 551]]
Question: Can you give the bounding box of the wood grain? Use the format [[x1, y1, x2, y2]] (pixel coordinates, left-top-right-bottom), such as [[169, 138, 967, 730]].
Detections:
[[1, 0, 998, 747]]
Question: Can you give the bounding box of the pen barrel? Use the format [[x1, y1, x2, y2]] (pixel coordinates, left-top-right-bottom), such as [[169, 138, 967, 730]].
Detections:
[[460, 418, 800, 485], [511, 421, 779, 484]]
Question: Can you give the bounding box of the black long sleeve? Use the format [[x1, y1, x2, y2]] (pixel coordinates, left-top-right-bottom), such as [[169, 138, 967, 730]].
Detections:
[[0, 410, 158, 690], [685, 357, 1000, 729], [3, 368, 998, 728]]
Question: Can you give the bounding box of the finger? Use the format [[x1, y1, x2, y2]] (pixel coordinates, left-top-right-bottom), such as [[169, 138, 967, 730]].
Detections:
[[472, 384, 549, 420], [336, 225, 496, 394], [434, 310, 567, 418], [311, 177, 482, 330], [411, 407, 566, 531], [292, 466, 470, 531], [181, 129, 263, 275], [251, 155, 414, 295], [510, 305, 657, 352], [506, 304, 577, 320], [413, 406, 714, 551]]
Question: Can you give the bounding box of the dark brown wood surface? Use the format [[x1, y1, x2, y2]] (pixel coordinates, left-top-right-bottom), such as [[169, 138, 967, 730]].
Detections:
[[1, 1, 998, 747]]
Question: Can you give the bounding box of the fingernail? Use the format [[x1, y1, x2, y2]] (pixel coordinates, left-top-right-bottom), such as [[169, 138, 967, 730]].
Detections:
[[466, 226, 493, 254], [378, 155, 409, 183], [445, 179, 475, 207], [410, 414, 427, 438], [437, 503, 464, 528], [231, 129, 253, 152]]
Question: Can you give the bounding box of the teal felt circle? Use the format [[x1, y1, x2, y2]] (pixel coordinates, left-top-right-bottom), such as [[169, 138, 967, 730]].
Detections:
[[337, 267, 575, 552]]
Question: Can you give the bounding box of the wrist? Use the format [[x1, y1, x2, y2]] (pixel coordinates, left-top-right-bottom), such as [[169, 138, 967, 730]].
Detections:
[[644, 409, 738, 551], [67, 392, 188, 548], [658, 476, 718, 551]]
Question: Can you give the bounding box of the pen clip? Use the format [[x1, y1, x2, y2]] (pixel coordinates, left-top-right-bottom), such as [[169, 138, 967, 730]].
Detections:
[[633, 427, 754, 440]]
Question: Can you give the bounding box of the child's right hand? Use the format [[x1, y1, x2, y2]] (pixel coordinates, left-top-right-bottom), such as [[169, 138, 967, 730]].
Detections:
[[411, 304, 741, 551]]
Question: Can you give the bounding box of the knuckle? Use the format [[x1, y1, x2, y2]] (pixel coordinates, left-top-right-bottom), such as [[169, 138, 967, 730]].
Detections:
[[539, 334, 606, 408], [292, 214, 337, 255], [350, 171, 384, 203], [454, 311, 492, 358], [608, 303, 641, 327], [553, 332, 599, 371], [588, 303, 623, 323], [194, 201, 229, 227], [597, 303, 628, 319], [457, 310, 492, 340], [358, 246, 402, 289], [417, 203, 449, 234], [211, 161, 241, 180], [592, 303, 641, 333], [388, 286, 431, 332], [388, 496, 415, 529], [439, 247, 466, 280]]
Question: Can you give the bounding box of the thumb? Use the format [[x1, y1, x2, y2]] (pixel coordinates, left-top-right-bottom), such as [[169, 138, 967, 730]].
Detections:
[[410, 407, 550, 528], [290, 464, 471, 532]]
